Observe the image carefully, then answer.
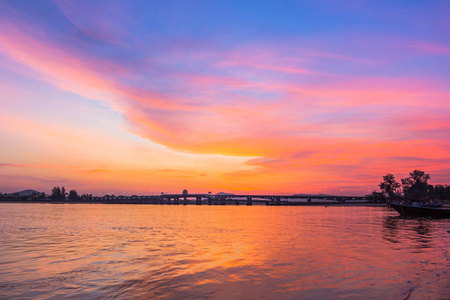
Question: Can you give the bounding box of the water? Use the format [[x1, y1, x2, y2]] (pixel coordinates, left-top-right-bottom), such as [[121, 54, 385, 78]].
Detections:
[[0, 203, 448, 299]]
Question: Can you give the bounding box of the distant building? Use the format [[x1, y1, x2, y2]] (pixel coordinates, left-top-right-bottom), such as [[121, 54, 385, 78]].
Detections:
[[182, 189, 188, 195]]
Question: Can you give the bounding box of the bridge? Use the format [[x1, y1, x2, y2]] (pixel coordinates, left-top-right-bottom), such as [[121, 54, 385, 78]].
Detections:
[[101, 193, 370, 205]]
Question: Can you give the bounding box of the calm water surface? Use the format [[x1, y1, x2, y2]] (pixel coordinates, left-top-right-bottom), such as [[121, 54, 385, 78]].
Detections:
[[0, 203, 449, 299]]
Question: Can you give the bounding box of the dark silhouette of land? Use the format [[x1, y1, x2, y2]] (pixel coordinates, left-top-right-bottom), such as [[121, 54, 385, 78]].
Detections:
[[1, 188, 380, 206], [1, 170, 449, 206]]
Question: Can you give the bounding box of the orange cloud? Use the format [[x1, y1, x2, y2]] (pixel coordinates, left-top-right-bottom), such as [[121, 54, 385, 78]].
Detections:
[[1, 8, 450, 194]]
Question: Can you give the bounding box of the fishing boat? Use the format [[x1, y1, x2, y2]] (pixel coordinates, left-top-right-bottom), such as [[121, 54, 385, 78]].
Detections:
[[389, 202, 450, 218]]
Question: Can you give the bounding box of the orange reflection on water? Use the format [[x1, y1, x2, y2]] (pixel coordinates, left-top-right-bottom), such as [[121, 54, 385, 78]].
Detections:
[[0, 203, 448, 299]]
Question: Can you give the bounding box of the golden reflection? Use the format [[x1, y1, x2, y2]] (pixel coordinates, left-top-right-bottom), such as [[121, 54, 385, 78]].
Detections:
[[0, 203, 449, 299]]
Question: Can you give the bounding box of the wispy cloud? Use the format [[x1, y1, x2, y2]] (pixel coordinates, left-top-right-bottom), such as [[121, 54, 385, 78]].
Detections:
[[1, 1, 449, 193], [0, 163, 25, 168]]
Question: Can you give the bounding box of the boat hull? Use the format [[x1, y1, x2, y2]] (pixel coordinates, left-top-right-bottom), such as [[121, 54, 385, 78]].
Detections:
[[389, 203, 450, 218]]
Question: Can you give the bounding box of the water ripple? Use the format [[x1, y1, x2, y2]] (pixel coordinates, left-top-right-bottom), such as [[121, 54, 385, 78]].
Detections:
[[0, 203, 449, 299]]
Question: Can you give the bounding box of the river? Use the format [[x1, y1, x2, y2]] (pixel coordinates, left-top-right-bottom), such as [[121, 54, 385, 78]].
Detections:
[[0, 203, 448, 299]]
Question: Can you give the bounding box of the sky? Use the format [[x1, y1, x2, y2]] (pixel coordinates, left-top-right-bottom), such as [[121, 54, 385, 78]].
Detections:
[[0, 0, 449, 196]]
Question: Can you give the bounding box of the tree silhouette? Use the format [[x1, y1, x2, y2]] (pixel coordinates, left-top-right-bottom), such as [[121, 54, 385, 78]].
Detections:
[[401, 170, 430, 200], [50, 186, 67, 200], [68, 190, 79, 201], [379, 173, 400, 200], [51, 186, 61, 200], [368, 191, 385, 203], [435, 185, 450, 200]]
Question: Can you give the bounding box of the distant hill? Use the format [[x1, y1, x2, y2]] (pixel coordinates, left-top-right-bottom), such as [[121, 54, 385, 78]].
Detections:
[[9, 189, 42, 197]]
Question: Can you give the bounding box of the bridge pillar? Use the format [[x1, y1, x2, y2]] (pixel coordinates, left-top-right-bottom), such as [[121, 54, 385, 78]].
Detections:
[[246, 196, 252, 206], [235, 200, 240, 205], [208, 198, 212, 205], [184, 196, 187, 205], [174, 197, 179, 205], [276, 197, 281, 205], [220, 196, 226, 205], [196, 196, 202, 205]]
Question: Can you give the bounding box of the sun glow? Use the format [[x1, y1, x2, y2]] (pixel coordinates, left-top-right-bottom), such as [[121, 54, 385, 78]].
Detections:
[[1, 1, 449, 195]]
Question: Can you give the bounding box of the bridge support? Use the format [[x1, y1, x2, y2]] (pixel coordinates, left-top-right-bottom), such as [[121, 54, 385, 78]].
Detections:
[[120, 193, 366, 206]]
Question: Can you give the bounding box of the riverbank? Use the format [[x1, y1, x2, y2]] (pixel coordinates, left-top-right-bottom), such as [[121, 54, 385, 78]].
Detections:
[[0, 199, 388, 206]]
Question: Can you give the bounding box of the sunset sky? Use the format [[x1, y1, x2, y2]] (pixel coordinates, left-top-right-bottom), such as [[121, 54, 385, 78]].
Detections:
[[1, 1, 449, 195]]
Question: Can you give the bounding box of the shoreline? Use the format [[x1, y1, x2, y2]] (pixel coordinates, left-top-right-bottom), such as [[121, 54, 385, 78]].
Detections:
[[0, 200, 388, 207]]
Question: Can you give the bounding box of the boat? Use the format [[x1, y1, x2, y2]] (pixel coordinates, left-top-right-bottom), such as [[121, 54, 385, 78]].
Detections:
[[389, 202, 450, 218]]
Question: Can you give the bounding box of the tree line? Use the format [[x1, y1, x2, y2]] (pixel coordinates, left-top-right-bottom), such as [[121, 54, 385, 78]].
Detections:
[[50, 186, 92, 201], [2, 172, 449, 203], [376, 169, 450, 201]]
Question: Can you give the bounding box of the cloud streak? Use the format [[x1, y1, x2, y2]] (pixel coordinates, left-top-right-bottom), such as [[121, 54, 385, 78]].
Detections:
[[1, 1, 449, 193]]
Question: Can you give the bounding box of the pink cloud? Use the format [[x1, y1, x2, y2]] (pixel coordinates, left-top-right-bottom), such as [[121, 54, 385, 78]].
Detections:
[[403, 39, 450, 56], [1, 14, 450, 193], [0, 163, 25, 168], [306, 50, 378, 66]]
